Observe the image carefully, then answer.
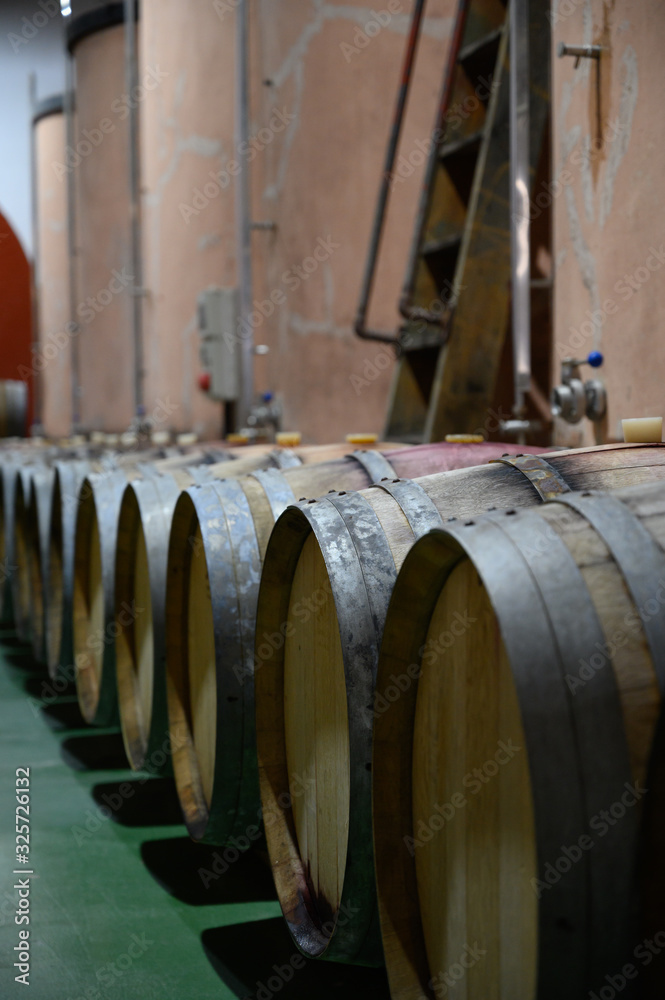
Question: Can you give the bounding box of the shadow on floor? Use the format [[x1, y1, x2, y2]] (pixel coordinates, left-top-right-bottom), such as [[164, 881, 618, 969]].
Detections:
[[60, 732, 126, 771], [41, 698, 86, 732], [4, 648, 41, 672], [91, 777, 183, 827], [0, 630, 29, 649], [141, 838, 277, 906], [201, 918, 390, 1000]]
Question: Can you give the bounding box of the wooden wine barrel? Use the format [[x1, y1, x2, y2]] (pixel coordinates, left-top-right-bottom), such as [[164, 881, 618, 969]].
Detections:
[[0, 455, 24, 622], [25, 465, 56, 662], [43, 443, 227, 680], [11, 465, 49, 642], [47, 459, 98, 682], [0, 380, 28, 438], [72, 447, 236, 725], [164, 441, 542, 847], [117, 441, 403, 772], [373, 478, 665, 1000], [254, 442, 665, 964], [77, 442, 382, 728]]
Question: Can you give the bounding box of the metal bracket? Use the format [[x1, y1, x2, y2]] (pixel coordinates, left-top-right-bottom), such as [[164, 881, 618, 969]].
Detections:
[[557, 43, 603, 69]]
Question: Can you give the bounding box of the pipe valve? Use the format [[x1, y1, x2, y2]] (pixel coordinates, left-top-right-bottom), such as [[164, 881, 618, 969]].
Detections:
[[551, 351, 606, 424]]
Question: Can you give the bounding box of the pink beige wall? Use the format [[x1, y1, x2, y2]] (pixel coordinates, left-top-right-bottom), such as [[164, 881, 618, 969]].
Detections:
[[552, 0, 665, 446], [34, 110, 71, 437]]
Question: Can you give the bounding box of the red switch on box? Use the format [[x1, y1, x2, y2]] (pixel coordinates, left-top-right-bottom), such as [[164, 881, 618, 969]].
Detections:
[[197, 372, 211, 392]]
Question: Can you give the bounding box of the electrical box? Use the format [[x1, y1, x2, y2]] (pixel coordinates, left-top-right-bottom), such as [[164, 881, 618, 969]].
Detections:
[[197, 287, 240, 401]]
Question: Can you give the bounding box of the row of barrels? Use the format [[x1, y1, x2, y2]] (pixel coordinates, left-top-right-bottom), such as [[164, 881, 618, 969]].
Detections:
[[3, 436, 665, 998]]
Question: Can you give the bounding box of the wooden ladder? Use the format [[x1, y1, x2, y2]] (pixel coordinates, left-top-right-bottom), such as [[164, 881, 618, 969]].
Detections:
[[375, 0, 551, 442]]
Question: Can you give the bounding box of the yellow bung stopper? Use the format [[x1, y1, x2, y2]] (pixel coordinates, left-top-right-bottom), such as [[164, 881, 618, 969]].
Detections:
[[346, 433, 379, 445], [90, 431, 106, 445], [445, 434, 485, 444], [104, 433, 120, 446], [622, 417, 662, 443], [176, 432, 198, 446], [276, 432, 302, 447], [226, 433, 250, 446]]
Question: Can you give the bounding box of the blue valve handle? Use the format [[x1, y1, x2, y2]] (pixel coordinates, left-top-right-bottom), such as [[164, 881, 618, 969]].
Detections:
[[587, 350, 603, 368]]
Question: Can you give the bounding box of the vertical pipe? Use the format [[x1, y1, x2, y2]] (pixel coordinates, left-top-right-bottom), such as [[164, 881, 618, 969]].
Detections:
[[354, 0, 426, 343], [28, 73, 42, 434], [65, 53, 81, 433], [510, 0, 531, 415], [125, 0, 144, 422], [235, 0, 254, 429]]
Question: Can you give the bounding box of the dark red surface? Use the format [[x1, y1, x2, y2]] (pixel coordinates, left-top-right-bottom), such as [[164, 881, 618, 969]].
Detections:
[[0, 212, 33, 429], [383, 441, 546, 478]]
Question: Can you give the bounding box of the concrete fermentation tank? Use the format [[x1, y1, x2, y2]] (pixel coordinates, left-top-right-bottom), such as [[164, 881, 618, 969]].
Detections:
[[32, 95, 71, 437], [138, 0, 236, 437], [66, 3, 136, 431]]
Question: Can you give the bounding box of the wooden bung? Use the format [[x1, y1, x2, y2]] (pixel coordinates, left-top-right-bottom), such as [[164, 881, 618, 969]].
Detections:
[[373, 477, 665, 999], [253, 443, 665, 964]]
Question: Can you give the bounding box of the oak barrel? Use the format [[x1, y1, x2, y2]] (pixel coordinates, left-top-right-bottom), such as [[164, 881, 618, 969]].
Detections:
[[117, 442, 402, 772], [373, 478, 665, 999], [254, 443, 665, 963], [164, 442, 540, 848]]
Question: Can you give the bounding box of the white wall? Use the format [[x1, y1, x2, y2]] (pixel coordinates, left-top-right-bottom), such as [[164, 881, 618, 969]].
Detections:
[[0, 0, 67, 254]]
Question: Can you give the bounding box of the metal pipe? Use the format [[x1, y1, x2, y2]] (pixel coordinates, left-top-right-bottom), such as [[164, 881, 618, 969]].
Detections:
[[398, 0, 470, 319], [354, 0, 427, 344], [235, 0, 254, 427], [28, 73, 43, 435], [65, 52, 82, 433], [557, 42, 602, 61], [509, 0, 531, 416], [124, 0, 144, 423]]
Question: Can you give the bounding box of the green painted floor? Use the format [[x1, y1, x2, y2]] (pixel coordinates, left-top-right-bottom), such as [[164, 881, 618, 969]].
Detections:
[[0, 631, 390, 1000]]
